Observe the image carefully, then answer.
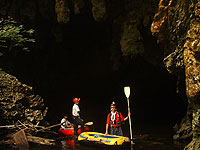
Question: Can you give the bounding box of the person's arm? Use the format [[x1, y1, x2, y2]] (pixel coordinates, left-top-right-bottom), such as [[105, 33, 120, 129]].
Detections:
[[76, 105, 81, 116], [72, 105, 75, 116], [65, 124, 72, 128], [61, 119, 68, 129], [124, 112, 131, 121], [105, 124, 109, 135], [105, 114, 110, 135], [65, 120, 73, 128], [67, 121, 74, 127], [61, 119, 65, 126]]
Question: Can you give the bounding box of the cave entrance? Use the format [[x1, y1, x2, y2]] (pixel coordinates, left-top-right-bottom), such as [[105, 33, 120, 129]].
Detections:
[[44, 56, 187, 137], [118, 57, 187, 136], [26, 14, 187, 137]]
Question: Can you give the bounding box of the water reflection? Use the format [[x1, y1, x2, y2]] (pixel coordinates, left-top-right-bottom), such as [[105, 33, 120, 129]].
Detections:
[[58, 134, 184, 150], [61, 139, 75, 150], [60, 138, 99, 150], [29, 134, 184, 150], [60, 138, 121, 150]]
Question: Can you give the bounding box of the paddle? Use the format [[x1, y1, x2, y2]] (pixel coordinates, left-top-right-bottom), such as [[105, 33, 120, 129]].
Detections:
[[84, 122, 93, 126], [78, 121, 93, 128], [124, 86, 134, 145]]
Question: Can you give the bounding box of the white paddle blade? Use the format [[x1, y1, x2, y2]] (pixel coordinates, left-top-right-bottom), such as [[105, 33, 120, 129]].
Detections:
[[84, 122, 93, 126], [124, 86, 130, 98]]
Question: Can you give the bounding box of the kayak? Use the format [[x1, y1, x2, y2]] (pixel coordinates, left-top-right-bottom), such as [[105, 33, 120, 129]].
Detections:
[[58, 127, 90, 136], [78, 132, 131, 147]]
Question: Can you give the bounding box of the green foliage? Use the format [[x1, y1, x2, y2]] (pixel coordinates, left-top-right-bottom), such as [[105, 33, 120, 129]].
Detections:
[[0, 17, 35, 56]]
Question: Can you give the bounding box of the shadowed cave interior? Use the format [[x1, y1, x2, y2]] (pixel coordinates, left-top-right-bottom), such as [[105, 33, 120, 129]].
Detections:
[[12, 14, 187, 137], [44, 58, 187, 136]]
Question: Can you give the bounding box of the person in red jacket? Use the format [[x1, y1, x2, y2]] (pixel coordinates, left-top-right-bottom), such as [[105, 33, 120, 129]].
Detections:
[[105, 102, 130, 136]]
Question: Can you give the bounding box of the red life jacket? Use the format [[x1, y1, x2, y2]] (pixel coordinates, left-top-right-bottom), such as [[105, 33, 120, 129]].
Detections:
[[109, 111, 122, 128]]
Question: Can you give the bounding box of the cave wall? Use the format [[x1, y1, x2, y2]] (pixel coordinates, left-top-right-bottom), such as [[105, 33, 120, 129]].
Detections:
[[151, 0, 200, 149], [0, 71, 47, 124], [0, 0, 160, 74]]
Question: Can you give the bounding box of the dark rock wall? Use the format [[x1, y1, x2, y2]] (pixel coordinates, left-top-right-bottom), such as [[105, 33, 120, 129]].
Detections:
[[0, 71, 47, 124], [151, 0, 200, 149]]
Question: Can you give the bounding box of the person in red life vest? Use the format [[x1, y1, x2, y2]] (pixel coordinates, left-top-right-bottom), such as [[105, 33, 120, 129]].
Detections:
[[72, 98, 84, 138], [105, 101, 130, 136]]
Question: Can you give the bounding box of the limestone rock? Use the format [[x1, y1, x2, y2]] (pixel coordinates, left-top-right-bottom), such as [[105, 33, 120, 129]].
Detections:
[[91, 0, 106, 22], [151, 0, 200, 149], [120, 11, 144, 57], [55, 0, 70, 24], [0, 71, 47, 124]]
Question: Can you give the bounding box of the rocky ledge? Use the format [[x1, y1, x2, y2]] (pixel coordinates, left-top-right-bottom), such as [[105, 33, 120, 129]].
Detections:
[[0, 71, 48, 125]]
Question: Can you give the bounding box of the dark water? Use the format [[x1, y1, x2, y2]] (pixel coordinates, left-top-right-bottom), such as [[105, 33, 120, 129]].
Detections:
[[28, 123, 186, 150], [29, 135, 185, 150]]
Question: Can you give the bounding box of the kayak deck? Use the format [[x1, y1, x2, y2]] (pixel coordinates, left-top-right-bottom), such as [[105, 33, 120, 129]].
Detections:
[[78, 132, 131, 148]]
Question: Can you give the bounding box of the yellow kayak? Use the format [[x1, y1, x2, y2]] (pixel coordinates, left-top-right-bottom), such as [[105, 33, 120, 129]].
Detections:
[[78, 132, 130, 147]]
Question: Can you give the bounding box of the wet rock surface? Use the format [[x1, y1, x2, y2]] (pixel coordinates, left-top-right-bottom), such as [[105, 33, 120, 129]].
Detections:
[[0, 71, 47, 125], [151, 0, 200, 149]]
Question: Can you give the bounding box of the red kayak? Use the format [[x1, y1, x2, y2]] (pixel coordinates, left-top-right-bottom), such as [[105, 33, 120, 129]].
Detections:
[[58, 127, 90, 136]]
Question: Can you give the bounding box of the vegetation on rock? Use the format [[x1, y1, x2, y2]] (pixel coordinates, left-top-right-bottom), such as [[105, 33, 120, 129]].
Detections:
[[0, 17, 35, 57]]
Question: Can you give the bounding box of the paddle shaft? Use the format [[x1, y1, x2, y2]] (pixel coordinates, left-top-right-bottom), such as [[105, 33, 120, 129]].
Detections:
[[127, 97, 133, 141]]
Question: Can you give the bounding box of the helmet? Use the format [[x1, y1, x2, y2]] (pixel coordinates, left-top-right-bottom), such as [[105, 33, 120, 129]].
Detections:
[[73, 98, 80, 103], [110, 101, 116, 108]]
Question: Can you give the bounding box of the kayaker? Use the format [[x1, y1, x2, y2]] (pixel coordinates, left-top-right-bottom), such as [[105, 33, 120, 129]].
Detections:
[[60, 114, 73, 130], [105, 101, 130, 136], [72, 98, 84, 138]]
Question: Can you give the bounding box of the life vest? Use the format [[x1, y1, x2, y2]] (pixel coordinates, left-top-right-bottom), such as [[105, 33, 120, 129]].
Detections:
[[109, 111, 122, 128]]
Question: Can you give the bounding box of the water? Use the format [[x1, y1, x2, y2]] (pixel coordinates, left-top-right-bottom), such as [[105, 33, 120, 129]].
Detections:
[[29, 126, 186, 150], [29, 135, 184, 150]]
